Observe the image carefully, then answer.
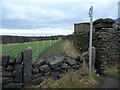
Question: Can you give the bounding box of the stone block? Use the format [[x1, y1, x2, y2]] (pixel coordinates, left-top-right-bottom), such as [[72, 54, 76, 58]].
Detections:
[[14, 65, 23, 73], [3, 83, 22, 88], [32, 67, 39, 74], [54, 55, 64, 61], [61, 63, 69, 69], [13, 71, 19, 76], [44, 71, 51, 77], [8, 57, 15, 65], [49, 59, 63, 69], [51, 71, 61, 80], [32, 76, 45, 85], [13, 70, 22, 83], [44, 58, 54, 64], [2, 71, 12, 77], [6, 65, 14, 71], [39, 65, 50, 73], [33, 59, 45, 68], [2, 77, 13, 84], [32, 73, 43, 80], [54, 66, 62, 71], [59, 68, 66, 73], [14, 75, 22, 83], [67, 59, 77, 66], [2, 54, 10, 66]]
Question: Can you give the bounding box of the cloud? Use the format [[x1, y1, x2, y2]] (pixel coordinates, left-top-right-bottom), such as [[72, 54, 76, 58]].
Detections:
[[1, 0, 119, 36], [1, 0, 119, 3]]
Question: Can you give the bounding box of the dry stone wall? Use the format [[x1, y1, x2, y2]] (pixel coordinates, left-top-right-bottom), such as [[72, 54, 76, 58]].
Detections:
[[1, 48, 84, 89], [93, 28, 119, 63], [92, 20, 119, 75], [74, 18, 120, 75], [1, 47, 33, 89], [2, 54, 23, 89], [93, 28, 119, 75], [31, 55, 81, 85]]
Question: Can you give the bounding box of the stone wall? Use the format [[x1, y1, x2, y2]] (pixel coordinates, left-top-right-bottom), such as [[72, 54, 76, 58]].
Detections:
[[74, 18, 120, 75], [74, 23, 90, 52], [1, 47, 86, 89], [31, 54, 81, 86], [74, 23, 90, 33], [1, 47, 32, 89], [93, 28, 119, 63], [93, 28, 119, 75]]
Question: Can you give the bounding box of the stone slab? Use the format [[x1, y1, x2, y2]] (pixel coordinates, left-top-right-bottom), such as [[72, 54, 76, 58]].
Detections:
[[33, 60, 45, 68], [67, 59, 77, 66], [2, 77, 13, 84], [39, 65, 50, 73], [32, 73, 43, 80], [3, 83, 22, 88], [49, 59, 63, 69], [2, 55, 10, 66], [2, 71, 12, 77], [8, 57, 15, 65], [32, 76, 44, 85], [32, 67, 39, 74], [6, 65, 14, 71]]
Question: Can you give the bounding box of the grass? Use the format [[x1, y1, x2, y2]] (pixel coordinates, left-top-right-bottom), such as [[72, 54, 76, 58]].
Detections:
[[1, 40, 60, 62], [39, 40, 80, 59], [39, 40, 68, 57], [104, 63, 119, 77], [29, 69, 101, 88]]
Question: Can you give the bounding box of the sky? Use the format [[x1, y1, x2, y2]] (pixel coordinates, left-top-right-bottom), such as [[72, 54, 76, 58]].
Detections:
[[0, 0, 119, 36]]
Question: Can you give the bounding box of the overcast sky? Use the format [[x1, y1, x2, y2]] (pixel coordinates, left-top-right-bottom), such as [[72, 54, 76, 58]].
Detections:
[[0, 0, 119, 36]]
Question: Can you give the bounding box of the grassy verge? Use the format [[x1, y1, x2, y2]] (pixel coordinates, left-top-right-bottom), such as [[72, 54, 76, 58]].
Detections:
[[39, 40, 79, 60], [39, 40, 68, 57], [30, 69, 101, 88]]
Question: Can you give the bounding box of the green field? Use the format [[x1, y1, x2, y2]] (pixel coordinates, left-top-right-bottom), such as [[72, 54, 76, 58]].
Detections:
[[1, 40, 60, 62]]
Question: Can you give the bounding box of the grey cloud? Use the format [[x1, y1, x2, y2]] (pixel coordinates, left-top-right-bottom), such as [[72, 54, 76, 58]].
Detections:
[[1, 1, 118, 29]]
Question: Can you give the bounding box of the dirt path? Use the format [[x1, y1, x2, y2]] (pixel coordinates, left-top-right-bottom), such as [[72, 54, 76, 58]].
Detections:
[[99, 76, 119, 88]]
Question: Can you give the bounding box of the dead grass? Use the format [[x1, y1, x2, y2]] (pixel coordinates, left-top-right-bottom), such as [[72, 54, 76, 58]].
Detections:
[[29, 68, 100, 88], [104, 63, 119, 77], [64, 41, 79, 59]]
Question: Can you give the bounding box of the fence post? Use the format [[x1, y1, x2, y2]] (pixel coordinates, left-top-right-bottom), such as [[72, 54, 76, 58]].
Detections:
[[43, 40, 44, 50], [50, 39, 51, 46]]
